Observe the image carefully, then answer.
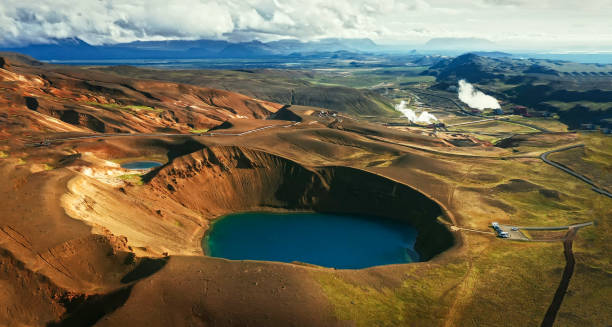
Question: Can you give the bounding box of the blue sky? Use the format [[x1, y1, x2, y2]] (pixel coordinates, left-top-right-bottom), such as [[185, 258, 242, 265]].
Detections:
[[1, 0, 611, 51]]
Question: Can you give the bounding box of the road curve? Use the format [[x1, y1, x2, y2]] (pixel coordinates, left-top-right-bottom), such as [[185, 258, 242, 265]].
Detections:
[[540, 145, 612, 198]]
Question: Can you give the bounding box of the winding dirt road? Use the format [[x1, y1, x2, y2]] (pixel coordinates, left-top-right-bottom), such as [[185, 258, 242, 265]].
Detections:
[[540, 145, 612, 198], [28, 122, 301, 146]]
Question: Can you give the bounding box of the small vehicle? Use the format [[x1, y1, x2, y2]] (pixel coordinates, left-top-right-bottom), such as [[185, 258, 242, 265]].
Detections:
[[499, 232, 510, 238], [511, 227, 519, 231]]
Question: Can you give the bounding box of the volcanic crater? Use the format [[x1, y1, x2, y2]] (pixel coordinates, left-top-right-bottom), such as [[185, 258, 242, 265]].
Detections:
[[81, 142, 453, 261]]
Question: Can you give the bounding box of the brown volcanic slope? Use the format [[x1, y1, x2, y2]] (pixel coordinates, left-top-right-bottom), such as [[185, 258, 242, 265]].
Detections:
[[2, 128, 609, 327], [94, 66, 399, 118], [0, 55, 610, 327], [0, 52, 282, 139], [0, 136, 452, 326], [3, 124, 610, 326]]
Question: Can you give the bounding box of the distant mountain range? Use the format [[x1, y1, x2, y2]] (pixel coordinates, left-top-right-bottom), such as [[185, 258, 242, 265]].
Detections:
[[0, 37, 508, 61], [424, 37, 498, 51], [0, 37, 379, 60]]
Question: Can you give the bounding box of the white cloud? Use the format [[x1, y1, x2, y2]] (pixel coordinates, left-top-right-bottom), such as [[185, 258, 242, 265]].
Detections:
[[0, 0, 610, 49]]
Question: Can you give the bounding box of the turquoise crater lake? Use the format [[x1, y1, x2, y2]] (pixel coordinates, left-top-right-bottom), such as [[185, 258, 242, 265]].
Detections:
[[120, 161, 163, 170], [204, 212, 420, 269]]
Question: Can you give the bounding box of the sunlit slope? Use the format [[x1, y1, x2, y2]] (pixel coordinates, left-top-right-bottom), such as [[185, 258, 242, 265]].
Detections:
[[97, 66, 399, 117]]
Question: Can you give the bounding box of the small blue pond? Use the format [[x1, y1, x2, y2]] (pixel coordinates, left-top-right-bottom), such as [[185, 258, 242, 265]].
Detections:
[[120, 161, 163, 170], [204, 212, 419, 269]]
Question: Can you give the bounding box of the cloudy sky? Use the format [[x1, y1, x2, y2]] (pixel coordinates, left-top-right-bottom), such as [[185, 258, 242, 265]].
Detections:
[[1, 0, 611, 50]]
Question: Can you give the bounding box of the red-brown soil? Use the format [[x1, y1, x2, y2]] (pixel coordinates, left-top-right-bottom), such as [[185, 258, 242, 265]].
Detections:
[[0, 52, 282, 139], [0, 136, 454, 326], [1, 55, 606, 327]]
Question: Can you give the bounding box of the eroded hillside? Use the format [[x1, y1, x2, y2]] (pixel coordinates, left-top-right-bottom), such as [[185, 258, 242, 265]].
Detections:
[[0, 53, 282, 138]]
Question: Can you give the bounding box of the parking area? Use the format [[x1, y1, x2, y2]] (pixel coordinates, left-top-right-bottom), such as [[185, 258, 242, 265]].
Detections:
[[498, 224, 530, 241], [491, 222, 531, 241], [490, 221, 594, 242]]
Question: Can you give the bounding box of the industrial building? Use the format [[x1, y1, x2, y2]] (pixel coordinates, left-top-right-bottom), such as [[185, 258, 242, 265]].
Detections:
[[513, 106, 529, 117]]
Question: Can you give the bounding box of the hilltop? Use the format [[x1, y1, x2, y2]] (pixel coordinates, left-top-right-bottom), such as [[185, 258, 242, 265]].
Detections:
[[95, 66, 398, 118], [0, 52, 282, 137], [424, 53, 612, 128]]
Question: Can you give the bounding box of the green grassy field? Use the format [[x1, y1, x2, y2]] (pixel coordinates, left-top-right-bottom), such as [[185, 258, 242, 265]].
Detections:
[[505, 115, 569, 132], [118, 173, 144, 185], [85, 101, 164, 113], [547, 133, 612, 189], [189, 129, 209, 134], [542, 101, 612, 111], [96, 66, 399, 117], [311, 132, 611, 325], [448, 120, 536, 134], [540, 61, 612, 73], [305, 67, 435, 89]]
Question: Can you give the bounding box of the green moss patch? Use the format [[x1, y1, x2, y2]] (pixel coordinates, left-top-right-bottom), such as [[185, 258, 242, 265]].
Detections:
[[85, 102, 164, 113], [118, 174, 144, 185], [313, 262, 466, 326]]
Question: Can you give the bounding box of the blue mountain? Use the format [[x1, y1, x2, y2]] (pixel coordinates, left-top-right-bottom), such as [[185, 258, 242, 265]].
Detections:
[[0, 38, 379, 60]]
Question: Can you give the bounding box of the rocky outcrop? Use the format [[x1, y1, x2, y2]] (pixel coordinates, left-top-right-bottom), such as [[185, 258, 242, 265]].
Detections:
[[268, 105, 302, 122]]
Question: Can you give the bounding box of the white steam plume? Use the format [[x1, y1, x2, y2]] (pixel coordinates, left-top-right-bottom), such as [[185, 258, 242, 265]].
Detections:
[[457, 79, 500, 110], [394, 100, 438, 124]]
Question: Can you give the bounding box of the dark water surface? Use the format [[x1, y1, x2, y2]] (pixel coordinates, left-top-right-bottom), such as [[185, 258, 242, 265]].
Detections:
[[204, 212, 419, 269], [120, 161, 163, 170]]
